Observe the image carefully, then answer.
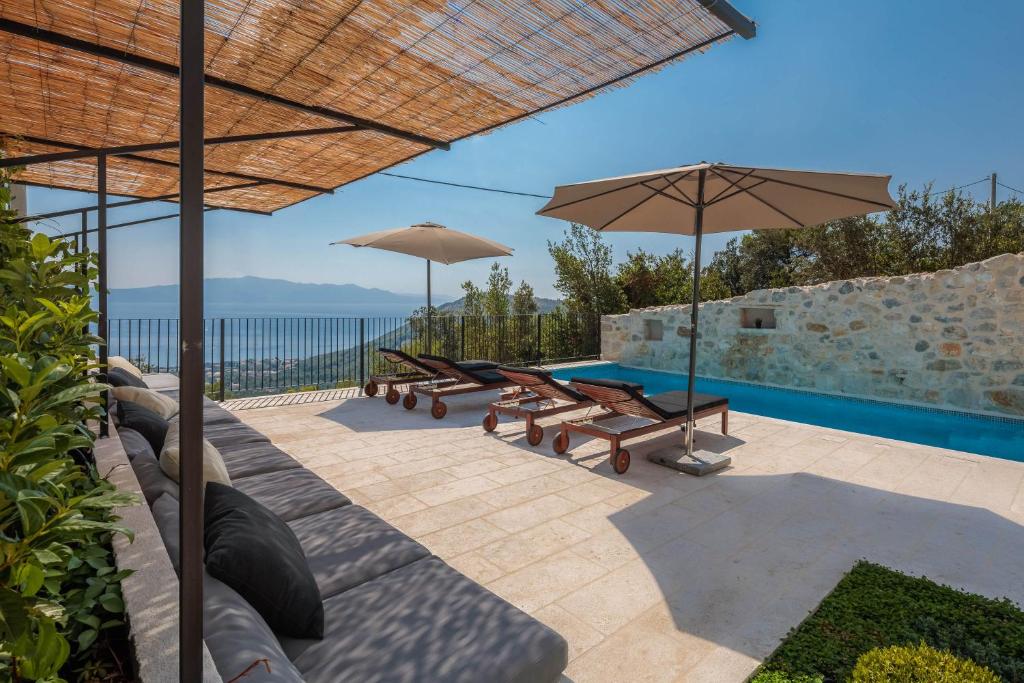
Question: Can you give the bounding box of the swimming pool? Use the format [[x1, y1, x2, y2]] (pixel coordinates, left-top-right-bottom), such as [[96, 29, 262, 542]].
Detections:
[[550, 363, 1024, 462]]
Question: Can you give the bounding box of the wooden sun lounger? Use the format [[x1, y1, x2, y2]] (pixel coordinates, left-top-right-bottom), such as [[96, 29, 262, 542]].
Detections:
[[407, 354, 519, 419], [554, 377, 728, 475], [364, 348, 456, 404], [485, 366, 619, 446]]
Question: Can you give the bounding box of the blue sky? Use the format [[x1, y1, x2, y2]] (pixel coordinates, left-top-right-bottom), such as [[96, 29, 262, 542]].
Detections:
[[25, 0, 1024, 299]]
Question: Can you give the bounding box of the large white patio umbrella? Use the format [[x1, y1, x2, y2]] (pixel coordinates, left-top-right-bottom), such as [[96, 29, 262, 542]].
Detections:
[[538, 163, 894, 469], [332, 222, 513, 348]]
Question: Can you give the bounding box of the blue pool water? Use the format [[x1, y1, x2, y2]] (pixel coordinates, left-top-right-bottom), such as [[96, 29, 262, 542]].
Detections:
[[551, 363, 1024, 462]]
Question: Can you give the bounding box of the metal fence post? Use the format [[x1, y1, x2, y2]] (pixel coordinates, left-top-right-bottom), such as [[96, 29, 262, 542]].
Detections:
[[359, 318, 366, 394], [536, 313, 543, 365], [218, 318, 226, 401]]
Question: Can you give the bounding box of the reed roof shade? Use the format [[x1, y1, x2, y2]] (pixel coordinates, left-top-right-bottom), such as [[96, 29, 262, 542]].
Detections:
[[0, 0, 752, 214]]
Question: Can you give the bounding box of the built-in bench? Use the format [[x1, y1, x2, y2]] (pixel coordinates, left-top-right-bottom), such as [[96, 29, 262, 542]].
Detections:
[[104, 373, 568, 682]]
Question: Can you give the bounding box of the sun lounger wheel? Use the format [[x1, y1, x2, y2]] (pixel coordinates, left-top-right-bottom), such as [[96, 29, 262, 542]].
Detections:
[[552, 432, 569, 454], [364, 380, 379, 397], [431, 401, 448, 419], [612, 449, 631, 475], [482, 413, 498, 432], [403, 393, 417, 410], [527, 423, 544, 446], [385, 387, 401, 404]]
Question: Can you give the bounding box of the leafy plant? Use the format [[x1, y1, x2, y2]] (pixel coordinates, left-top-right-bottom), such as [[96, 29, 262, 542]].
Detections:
[[850, 642, 1000, 683], [750, 671, 823, 683], [758, 561, 1024, 683], [0, 167, 137, 681]]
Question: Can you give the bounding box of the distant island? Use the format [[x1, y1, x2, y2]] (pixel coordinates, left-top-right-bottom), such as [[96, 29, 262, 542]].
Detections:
[[109, 276, 438, 306]]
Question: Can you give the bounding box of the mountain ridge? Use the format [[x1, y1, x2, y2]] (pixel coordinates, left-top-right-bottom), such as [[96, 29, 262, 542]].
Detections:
[[109, 276, 445, 305]]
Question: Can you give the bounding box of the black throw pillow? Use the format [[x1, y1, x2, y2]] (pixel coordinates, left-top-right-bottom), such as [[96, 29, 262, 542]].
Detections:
[[204, 482, 324, 639], [115, 400, 170, 452], [107, 367, 148, 389]]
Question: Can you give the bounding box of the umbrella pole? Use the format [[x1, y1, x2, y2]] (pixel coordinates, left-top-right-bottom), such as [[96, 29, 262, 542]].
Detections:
[[684, 169, 707, 456], [426, 259, 432, 352]]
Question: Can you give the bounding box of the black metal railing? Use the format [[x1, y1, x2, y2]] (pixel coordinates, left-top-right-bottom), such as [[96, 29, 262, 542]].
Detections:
[[105, 312, 601, 400]]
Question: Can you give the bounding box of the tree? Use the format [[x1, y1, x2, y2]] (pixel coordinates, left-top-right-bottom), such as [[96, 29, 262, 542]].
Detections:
[[483, 262, 512, 317], [460, 279, 485, 317], [547, 223, 625, 316], [614, 248, 698, 309], [511, 280, 538, 315], [614, 249, 659, 309], [700, 185, 1024, 297], [653, 248, 694, 305]]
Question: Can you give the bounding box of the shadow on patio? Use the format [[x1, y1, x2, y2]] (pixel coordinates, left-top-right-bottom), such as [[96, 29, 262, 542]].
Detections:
[[278, 394, 1023, 681]]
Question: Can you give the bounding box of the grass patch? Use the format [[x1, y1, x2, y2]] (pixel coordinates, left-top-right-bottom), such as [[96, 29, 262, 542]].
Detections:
[[756, 561, 1024, 683]]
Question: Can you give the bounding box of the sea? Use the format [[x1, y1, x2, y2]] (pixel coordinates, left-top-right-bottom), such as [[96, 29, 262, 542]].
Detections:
[[105, 300, 424, 369]]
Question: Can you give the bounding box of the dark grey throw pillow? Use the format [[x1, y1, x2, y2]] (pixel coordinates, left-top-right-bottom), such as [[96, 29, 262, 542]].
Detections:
[[204, 482, 324, 639], [115, 400, 170, 452], [106, 367, 148, 389]]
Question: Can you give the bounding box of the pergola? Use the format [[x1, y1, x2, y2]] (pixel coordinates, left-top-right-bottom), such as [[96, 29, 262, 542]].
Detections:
[[0, 1, 754, 679]]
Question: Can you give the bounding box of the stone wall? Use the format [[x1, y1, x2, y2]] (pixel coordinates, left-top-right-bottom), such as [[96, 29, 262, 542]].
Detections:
[[601, 253, 1024, 417]]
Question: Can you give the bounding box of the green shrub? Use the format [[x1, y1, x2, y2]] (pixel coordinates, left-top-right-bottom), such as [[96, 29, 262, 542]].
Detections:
[[750, 670, 823, 683], [759, 561, 1024, 682], [850, 642, 1000, 683], [0, 168, 137, 680]]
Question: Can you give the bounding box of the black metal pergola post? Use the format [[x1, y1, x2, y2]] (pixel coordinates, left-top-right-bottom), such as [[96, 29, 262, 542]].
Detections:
[[178, 0, 205, 678], [97, 154, 109, 437]]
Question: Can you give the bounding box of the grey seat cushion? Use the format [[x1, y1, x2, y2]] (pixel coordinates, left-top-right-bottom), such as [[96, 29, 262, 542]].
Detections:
[[203, 404, 241, 425], [204, 570, 305, 683], [233, 468, 350, 522], [129, 450, 179, 504], [217, 442, 302, 479], [118, 427, 154, 462], [202, 421, 270, 449], [159, 390, 239, 424], [151, 493, 180, 573], [281, 557, 568, 683], [288, 506, 430, 600], [644, 390, 728, 420]]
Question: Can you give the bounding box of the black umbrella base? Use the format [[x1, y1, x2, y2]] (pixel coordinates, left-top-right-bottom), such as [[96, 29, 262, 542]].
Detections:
[[647, 447, 731, 476]]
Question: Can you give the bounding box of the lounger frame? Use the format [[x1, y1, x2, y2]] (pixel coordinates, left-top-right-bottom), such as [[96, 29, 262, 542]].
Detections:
[[365, 349, 455, 404], [554, 382, 728, 474], [407, 355, 519, 419], [485, 367, 601, 446]]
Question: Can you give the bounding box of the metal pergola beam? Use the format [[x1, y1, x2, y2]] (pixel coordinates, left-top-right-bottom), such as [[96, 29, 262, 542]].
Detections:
[[16, 182, 266, 223], [52, 207, 218, 239], [8, 133, 332, 195], [0, 125, 360, 168], [698, 0, 757, 39], [0, 19, 449, 151]]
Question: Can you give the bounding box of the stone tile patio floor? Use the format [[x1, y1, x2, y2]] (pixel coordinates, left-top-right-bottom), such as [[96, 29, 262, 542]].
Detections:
[[231, 389, 1024, 683]]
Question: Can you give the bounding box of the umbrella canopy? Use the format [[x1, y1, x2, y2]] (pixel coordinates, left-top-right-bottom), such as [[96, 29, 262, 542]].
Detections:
[[333, 222, 512, 351], [538, 163, 895, 464], [538, 163, 894, 233], [333, 222, 513, 264]]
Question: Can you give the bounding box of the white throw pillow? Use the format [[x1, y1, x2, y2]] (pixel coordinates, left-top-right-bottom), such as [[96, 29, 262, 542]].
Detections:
[[160, 420, 231, 487], [108, 355, 144, 379], [110, 386, 179, 419]]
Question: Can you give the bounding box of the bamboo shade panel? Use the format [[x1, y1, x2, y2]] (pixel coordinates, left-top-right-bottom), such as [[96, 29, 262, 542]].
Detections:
[[1, 0, 734, 213]]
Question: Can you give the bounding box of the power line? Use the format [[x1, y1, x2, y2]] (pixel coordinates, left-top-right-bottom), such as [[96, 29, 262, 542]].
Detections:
[[997, 181, 1023, 196], [938, 177, 989, 194], [378, 172, 551, 199]]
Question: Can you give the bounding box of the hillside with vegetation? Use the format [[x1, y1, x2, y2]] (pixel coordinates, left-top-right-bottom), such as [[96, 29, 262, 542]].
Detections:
[[547, 184, 1024, 315]]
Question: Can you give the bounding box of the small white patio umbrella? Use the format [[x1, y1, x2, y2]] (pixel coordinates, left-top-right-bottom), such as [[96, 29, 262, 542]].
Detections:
[[332, 222, 513, 348], [538, 163, 894, 470]]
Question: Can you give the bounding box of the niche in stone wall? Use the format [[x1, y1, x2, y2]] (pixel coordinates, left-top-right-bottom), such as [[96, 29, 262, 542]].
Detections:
[[644, 318, 664, 341], [740, 307, 777, 330]]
